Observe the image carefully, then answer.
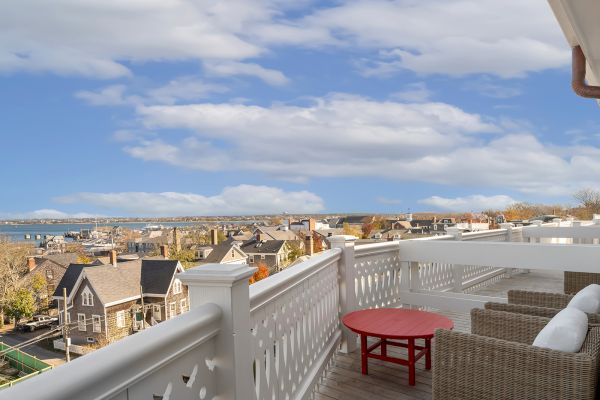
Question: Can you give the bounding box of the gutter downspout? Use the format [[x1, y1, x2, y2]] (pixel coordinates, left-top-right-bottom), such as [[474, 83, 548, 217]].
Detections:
[[572, 45, 600, 99]]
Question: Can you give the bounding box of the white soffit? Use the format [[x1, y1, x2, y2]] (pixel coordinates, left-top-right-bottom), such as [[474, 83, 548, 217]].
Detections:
[[548, 0, 600, 92]]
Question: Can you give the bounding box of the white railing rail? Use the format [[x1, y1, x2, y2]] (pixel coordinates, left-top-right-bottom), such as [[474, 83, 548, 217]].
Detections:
[[522, 222, 600, 243], [1, 303, 222, 400], [248, 249, 342, 400]]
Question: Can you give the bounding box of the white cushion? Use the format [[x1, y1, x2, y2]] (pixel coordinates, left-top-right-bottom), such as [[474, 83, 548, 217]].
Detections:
[[532, 308, 588, 352], [568, 284, 600, 314]]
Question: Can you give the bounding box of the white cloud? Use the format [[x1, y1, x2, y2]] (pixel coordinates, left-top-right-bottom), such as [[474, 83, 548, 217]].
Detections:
[[463, 78, 522, 99], [117, 93, 600, 196], [1, 0, 568, 80], [0, 0, 278, 78], [390, 82, 432, 102], [76, 77, 227, 107], [203, 61, 289, 86], [299, 0, 569, 78], [419, 195, 517, 212], [54, 185, 325, 216], [1, 209, 101, 220]]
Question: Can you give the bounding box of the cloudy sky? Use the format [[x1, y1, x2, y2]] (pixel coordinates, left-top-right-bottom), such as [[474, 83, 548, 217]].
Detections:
[[2, 0, 599, 217]]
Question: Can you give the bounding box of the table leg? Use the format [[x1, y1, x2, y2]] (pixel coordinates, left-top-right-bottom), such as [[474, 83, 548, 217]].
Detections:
[[425, 338, 431, 370], [381, 337, 387, 357], [408, 338, 415, 386], [361, 334, 368, 375]]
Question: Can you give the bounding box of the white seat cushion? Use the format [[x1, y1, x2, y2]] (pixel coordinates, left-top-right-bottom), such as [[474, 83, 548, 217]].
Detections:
[[568, 284, 600, 314], [532, 308, 588, 352]]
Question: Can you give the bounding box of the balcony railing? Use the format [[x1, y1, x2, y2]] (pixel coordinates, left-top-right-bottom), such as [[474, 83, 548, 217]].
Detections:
[[5, 219, 600, 400]]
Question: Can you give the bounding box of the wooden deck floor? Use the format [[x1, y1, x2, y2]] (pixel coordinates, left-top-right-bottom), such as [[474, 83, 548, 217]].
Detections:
[[315, 269, 564, 400]]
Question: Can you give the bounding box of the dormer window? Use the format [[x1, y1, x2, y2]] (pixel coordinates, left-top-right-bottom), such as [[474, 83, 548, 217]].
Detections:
[[81, 286, 94, 306], [173, 279, 182, 295]]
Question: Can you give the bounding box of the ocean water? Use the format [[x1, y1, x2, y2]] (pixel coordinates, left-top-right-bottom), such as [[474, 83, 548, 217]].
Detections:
[[0, 221, 253, 244]]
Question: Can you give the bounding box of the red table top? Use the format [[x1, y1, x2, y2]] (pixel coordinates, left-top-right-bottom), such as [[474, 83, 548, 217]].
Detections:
[[342, 308, 453, 339]]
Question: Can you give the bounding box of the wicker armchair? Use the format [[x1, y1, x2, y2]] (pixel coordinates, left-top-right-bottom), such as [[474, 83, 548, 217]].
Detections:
[[433, 309, 600, 400], [565, 272, 600, 294], [484, 290, 600, 324]]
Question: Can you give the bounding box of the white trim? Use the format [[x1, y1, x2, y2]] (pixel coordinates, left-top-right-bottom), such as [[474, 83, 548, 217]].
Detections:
[[81, 286, 94, 307], [92, 315, 101, 333], [169, 302, 177, 319], [180, 298, 187, 313], [143, 293, 166, 298], [116, 310, 125, 328], [104, 295, 141, 308], [77, 313, 86, 331], [152, 303, 162, 321]]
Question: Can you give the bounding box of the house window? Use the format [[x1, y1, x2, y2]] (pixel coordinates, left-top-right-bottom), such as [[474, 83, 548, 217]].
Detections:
[[116, 311, 125, 328], [249, 255, 254, 263], [173, 279, 182, 295], [77, 314, 86, 331], [261, 255, 265, 260], [46, 269, 54, 280], [231, 250, 235, 257], [92, 315, 101, 333], [169, 302, 177, 319], [81, 287, 94, 306], [152, 304, 162, 321], [180, 299, 187, 313]]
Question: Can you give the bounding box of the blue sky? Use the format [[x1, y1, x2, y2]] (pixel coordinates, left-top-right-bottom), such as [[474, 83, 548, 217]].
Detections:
[[2, 0, 600, 217]]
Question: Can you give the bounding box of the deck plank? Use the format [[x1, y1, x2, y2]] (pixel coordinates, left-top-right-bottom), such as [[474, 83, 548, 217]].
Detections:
[[315, 270, 564, 399]]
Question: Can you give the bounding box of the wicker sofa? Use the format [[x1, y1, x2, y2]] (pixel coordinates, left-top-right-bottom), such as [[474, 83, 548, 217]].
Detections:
[[565, 272, 600, 294], [432, 309, 600, 400], [483, 289, 600, 324]]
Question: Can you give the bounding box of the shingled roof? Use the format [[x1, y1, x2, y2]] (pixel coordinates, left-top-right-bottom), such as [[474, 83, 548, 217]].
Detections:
[[240, 239, 286, 254], [53, 263, 88, 298], [141, 259, 180, 295]]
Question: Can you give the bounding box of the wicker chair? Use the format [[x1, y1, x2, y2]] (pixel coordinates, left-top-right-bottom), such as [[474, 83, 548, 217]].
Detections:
[[433, 309, 600, 400], [565, 272, 600, 294], [484, 289, 600, 324]]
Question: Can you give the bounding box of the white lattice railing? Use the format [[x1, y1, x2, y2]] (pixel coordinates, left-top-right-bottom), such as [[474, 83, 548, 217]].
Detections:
[[4, 303, 221, 400], [248, 249, 342, 400], [354, 241, 402, 309]]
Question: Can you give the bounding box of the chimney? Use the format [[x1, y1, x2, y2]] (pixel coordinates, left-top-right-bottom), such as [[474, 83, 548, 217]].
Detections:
[[305, 235, 314, 256], [257, 233, 262, 242], [308, 218, 316, 232], [27, 257, 36, 272], [160, 245, 169, 259], [173, 227, 181, 252], [210, 229, 219, 246], [109, 250, 118, 267]]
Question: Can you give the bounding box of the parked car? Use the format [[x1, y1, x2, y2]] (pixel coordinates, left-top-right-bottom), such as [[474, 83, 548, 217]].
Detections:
[[17, 315, 58, 332]]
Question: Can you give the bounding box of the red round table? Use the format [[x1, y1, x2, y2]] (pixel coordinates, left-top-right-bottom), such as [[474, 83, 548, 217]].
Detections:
[[342, 308, 453, 385]]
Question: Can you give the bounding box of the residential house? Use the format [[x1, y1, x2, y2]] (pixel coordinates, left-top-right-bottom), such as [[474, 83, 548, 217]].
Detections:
[[240, 239, 290, 273], [127, 229, 172, 254], [332, 216, 374, 228], [199, 240, 248, 265], [53, 255, 188, 349], [21, 253, 80, 307], [253, 226, 299, 241]]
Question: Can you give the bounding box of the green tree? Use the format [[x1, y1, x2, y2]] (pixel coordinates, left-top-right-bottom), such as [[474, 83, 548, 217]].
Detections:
[[169, 246, 197, 269], [0, 238, 29, 327], [31, 273, 48, 311], [286, 242, 304, 265], [7, 288, 35, 326], [342, 223, 362, 238]]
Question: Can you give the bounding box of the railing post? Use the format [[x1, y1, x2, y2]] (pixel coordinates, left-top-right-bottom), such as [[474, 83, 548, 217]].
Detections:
[[500, 223, 518, 276], [329, 235, 358, 354], [573, 221, 582, 244], [447, 228, 464, 291], [178, 263, 256, 400]]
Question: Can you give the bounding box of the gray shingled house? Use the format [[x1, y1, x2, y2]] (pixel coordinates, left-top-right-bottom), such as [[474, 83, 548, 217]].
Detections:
[[53, 258, 188, 349]]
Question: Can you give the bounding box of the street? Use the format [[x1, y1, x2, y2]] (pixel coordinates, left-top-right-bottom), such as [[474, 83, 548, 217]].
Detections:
[[0, 328, 66, 367]]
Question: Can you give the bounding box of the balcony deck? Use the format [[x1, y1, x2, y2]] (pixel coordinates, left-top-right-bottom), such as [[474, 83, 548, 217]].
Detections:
[[316, 269, 564, 400]]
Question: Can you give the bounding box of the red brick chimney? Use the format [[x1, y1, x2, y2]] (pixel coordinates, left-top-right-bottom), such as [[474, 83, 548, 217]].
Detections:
[[160, 245, 169, 259], [109, 250, 118, 267], [27, 257, 36, 272], [308, 218, 316, 232]]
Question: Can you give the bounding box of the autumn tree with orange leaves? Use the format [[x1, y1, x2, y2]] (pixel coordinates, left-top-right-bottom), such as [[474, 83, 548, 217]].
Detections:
[[249, 262, 270, 284]]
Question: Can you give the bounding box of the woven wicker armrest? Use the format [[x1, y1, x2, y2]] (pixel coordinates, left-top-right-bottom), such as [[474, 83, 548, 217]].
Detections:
[[508, 289, 573, 309], [432, 327, 600, 400], [564, 271, 600, 294], [485, 302, 560, 319], [470, 308, 549, 344], [485, 302, 600, 324]]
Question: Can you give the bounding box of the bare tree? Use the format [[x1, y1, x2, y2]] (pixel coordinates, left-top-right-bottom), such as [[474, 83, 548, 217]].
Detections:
[[574, 189, 600, 218]]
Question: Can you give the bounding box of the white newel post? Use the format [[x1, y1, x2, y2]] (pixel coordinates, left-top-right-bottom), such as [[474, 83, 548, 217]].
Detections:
[[500, 223, 518, 276], [573, 221, 582, 244], [329, 235, 358, 354], [447, 228, 464, 292], [178, 263, 256, 400]]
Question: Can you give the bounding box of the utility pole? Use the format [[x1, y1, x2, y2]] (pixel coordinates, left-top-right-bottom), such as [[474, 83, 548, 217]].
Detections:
[[139, 285, 145, 330], [62, 288, 70, 363]]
